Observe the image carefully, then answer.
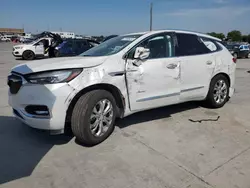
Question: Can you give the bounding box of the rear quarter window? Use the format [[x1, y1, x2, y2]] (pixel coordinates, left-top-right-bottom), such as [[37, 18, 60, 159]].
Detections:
[[200, 37, 222, 52]]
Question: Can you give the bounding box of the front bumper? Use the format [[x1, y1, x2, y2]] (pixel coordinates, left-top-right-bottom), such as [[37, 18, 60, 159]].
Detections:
[[12, 50, 23, 57], [8, 81, 75, 131]]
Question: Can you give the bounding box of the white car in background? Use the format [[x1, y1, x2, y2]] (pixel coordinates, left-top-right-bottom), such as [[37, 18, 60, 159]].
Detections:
[[8, 30, 236, 146], [1, 36, 11, 42], [12, 37, 52, 60], [12, 31, 63, 60]]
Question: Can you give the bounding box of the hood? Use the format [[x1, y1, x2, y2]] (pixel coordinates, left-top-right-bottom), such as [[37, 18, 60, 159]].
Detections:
[[13, 44, 30, 48], [12, 56, 108, 75]]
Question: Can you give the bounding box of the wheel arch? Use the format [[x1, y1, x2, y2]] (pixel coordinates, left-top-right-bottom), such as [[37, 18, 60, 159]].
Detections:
[[212, 72, 231, 87], [64, 83, 126, 133], [22, 50, 35, 59]]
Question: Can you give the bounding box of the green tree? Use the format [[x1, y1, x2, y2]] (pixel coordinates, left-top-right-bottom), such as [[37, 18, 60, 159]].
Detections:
[[227, 30, 242, 41], [207, 32, 225, 39], [247, 35, 250, 43]]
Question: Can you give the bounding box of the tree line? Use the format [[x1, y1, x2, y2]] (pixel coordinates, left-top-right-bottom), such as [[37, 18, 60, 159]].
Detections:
[[207, 30, 250, 43]]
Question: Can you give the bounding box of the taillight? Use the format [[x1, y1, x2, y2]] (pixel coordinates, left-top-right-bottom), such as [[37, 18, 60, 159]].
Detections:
[[232, 57, 237, 63]]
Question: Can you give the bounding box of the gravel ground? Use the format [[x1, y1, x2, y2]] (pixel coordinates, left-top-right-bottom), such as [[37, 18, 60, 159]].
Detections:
[[1, 42, 250, 188]]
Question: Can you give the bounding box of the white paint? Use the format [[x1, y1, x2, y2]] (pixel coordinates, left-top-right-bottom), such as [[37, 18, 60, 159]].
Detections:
[[8, 29, 235, 132], [13, 56, 108, 74]]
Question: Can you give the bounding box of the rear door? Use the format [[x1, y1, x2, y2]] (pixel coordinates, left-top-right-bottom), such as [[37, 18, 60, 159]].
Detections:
[[175, 33, 217, 101]]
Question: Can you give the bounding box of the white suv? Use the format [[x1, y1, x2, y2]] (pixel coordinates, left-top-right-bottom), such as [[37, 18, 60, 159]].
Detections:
[[8, 30, 236, 145], [12, 37, 52, 60]]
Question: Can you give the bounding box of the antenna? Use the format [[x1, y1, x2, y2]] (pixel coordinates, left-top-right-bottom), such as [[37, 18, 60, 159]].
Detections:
[[150, 2, 153, 31]]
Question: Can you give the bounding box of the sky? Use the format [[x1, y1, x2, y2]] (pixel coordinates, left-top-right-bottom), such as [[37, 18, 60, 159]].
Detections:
[[1, 0, 250, 35]]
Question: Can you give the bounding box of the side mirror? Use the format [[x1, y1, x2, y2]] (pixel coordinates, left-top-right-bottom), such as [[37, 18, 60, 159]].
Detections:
[[134, 47, 150, 60]]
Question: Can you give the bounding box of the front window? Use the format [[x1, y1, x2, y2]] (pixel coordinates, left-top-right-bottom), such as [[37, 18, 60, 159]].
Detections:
[[80, 34, 142, 57], [127, 33, 175, 59]]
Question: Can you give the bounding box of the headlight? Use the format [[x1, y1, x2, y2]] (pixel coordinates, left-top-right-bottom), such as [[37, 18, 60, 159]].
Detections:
[[25, 69, 82, 84], [15, 46, 23, 49]]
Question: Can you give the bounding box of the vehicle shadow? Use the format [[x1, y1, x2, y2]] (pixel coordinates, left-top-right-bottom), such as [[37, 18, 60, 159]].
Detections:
[[117, 102, 200, 129], [0, 116, 72, 185]]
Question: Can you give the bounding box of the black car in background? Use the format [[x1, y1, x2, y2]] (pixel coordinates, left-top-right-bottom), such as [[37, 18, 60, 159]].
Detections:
[[226, 44, 250, 58], [54, 39, 99, 57]]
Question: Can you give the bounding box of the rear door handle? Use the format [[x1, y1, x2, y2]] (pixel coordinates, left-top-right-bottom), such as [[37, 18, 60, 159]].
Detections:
[[206, 61, 213, 65], [167, 64, 177, 69]]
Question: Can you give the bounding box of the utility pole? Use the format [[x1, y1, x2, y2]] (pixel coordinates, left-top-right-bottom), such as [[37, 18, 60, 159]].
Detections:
[[150, 2, 153, 31]]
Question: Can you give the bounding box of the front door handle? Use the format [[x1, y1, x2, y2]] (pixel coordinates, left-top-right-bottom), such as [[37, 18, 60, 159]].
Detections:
[[167, 64, 177, 69]]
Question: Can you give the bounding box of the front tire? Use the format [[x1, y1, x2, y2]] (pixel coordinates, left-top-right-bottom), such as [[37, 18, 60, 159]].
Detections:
[[22, 50, 35, 60], [205, 74, 229, 108], [71, 90, 117, 146]]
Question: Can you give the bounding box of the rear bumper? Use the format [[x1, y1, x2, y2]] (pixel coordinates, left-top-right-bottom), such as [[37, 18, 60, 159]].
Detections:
[[229, 87, 235, 98]]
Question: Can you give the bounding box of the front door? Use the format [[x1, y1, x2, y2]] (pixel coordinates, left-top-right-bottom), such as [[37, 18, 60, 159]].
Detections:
[[34, 40, 45, 55], [125, 33, 180, 111]]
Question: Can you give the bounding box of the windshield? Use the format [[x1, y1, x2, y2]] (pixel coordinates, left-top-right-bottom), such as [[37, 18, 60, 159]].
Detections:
[[80, 34, 142, 57]]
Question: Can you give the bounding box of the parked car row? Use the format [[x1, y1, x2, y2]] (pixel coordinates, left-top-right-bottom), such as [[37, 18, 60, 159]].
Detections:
[[8, 29, 236, 145], [12, 32, 101, 60]]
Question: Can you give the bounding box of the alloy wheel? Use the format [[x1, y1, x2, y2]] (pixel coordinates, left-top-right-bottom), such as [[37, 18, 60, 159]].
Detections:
[[89, 99, 114, 137], [213, 80, 228, 104]]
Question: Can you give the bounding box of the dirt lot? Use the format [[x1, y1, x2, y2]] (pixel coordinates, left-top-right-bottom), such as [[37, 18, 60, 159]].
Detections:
[[1, 42, 250, 188]]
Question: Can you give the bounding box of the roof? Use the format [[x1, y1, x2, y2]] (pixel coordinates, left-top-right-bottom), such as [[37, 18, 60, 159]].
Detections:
[[122, 31, 149, 36], [123, 29, 222, 41]]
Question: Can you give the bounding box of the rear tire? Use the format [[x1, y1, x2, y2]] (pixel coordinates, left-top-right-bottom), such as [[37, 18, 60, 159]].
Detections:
[[205, 74, 229, 108], [22, 50, 35, 60], [54, 50, 60, 57], [71, 90, 117, 146]]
